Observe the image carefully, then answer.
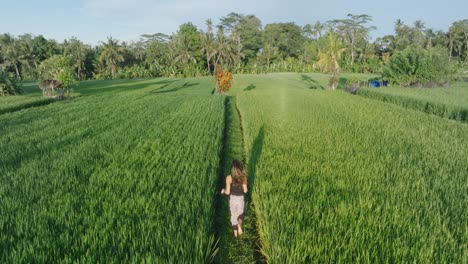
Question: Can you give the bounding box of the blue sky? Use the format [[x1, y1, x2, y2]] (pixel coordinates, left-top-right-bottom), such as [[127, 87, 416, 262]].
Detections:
[[1, 0, 467, 45]]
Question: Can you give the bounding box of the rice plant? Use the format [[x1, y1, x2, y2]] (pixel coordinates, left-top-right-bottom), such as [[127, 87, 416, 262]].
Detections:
[[235, 74, 468, 263], [0, 78, 224, 262]]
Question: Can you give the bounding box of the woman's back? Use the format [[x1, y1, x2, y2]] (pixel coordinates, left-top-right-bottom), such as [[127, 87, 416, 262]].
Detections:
[[230, 181, 244, 196]]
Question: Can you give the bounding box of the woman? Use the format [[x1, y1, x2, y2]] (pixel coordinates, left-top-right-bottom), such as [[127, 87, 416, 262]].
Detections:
[[221, 159, 248, 237]]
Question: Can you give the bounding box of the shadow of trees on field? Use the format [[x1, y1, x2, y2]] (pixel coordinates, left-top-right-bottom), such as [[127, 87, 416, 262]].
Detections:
[[243, 84, 256, 91], [149, 81, 199, 94], [301, 74, 324, 90], [77, 79, 177, 95]]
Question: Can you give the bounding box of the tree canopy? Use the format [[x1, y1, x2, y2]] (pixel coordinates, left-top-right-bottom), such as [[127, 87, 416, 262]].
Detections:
[[0, 14, 466, 83]]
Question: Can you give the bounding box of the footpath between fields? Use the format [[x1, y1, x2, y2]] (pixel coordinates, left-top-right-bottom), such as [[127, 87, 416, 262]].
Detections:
[[212, 95, 266, 264]]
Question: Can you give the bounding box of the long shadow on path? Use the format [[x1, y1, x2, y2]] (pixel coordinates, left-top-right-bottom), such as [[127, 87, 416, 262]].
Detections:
[[246, 126, 265, 201], [245, 126, 267, 264]]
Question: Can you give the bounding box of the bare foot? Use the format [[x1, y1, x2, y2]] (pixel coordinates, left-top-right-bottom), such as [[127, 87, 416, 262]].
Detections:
[[238, 224, 243, 236], [233, 230, 238, 238]]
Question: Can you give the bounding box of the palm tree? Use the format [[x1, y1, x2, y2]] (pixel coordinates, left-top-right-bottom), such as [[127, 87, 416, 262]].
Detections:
[[210, 27, 235, 73], [65, 37, 88, 79], [229, 33, 245, 65], [312, 21, 325, 39], [201, 19, 215, 73], [99, 37, 124, 79], [132, 41, 146, 63], [0, 34, 23, 79], [173, 34, 197, 66], [314, 32, 346, 90]]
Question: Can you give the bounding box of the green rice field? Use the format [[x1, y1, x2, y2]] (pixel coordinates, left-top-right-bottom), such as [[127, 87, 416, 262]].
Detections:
[[1, 73, 467, 263]]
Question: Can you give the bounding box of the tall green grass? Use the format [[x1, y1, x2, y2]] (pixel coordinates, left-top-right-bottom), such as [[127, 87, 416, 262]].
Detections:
[[357, 83, 468, 122], [0, 78, 224, 262], [2, 73, 467, 263], [0, 83, 55, 115], [234, 74, 468, 263]]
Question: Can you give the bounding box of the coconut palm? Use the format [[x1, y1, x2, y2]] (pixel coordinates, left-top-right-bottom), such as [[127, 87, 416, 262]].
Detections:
[[173, 34, 197, 66], [229, 33, 245, 65], [210, 27, 235, 73], [64, 37, 88, 79], [0, 34, 24, 79], [315, 32, 346, 90], [99, 37, 124, 79], [200, 19, 216, 73], [312, 21, 325, 38]]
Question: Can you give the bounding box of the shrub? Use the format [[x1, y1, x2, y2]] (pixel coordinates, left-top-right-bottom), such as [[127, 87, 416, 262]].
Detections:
[[39, 55, 77, 97], [344, 78, 365, 94], [215, 70, 233, 94], [0, 69, 22, 96], [383, 46, 455, 87]]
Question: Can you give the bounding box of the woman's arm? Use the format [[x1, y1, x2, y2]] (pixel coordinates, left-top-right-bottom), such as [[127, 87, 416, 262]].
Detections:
[[242, 184, 248, 193], [221, 175, 232, 195]]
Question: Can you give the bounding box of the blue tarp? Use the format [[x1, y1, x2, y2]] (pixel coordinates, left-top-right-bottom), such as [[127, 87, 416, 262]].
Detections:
[[370, 80, 381, 87]]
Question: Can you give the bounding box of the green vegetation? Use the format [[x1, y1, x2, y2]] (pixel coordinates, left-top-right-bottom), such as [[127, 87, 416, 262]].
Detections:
[[382, 46, 455, 87], [1, 73, 467, 262], [1, 17, 466, 82], [0, 69, 22, 96], [0, 78, 224, 262], [232, 74, 467, 262], [0, 83, 55, 114], [358, 82, 468, 122]]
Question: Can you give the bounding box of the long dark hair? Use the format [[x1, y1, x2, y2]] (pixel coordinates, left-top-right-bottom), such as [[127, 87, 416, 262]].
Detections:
[[231, 159, 247, 185]]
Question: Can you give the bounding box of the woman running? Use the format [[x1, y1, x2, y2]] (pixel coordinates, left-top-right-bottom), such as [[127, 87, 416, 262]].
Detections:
[[221, 159, 248, 237]]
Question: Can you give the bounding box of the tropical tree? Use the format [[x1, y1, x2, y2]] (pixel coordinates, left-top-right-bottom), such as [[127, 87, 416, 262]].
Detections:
[[0, 34, 23, 78], [225, 13, 263, 63], [447, 20, 468, 62], [99, 37, 125, 79], [315, 32, 346, 90], [0, 69, 22, 96], [173, 34, 197, 66], [64, 37, 88, 79], [200, 19, 216, 73], [328, 14, 375, 66], [312, 21, 325, 39], [263, 23, 305, 59], [211, 27, 235, 72], [39, 55, 77, 97]]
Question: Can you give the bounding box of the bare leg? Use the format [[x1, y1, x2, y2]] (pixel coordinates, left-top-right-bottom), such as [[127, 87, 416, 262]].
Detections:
[[233, 229, 238, 238], [237, 215, 244, 235], [238, 224, 243, 236]]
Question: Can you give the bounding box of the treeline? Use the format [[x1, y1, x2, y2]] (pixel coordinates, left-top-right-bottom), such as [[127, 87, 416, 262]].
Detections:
[[0, 13, 467, 81]]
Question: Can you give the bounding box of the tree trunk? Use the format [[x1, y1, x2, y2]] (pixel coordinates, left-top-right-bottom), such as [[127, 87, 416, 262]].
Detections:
[[206, 56, 211, 74], [112, 65, 116, 79], [449, 38, 453, 61], [14, 64, 20, 80]]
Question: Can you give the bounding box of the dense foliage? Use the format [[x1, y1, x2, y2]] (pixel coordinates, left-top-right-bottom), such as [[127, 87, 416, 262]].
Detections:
[[39, 55, 77, 96], [382, 46, 455, 86], [0, 69, 21, 96], [0, 16, 466, 82]]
